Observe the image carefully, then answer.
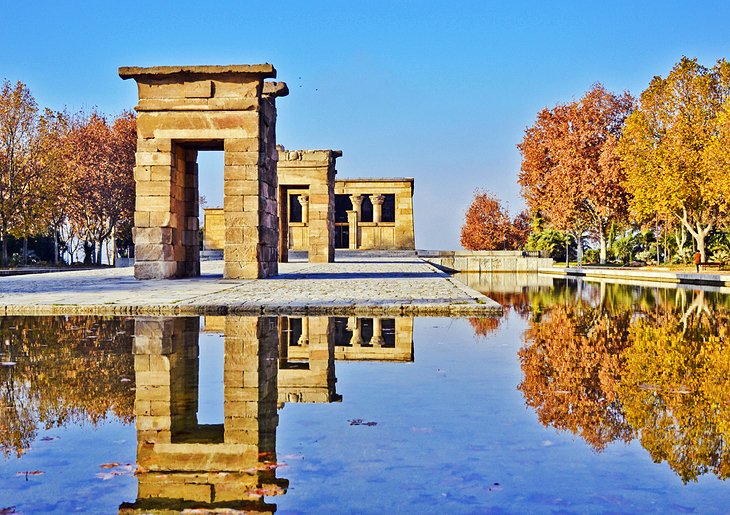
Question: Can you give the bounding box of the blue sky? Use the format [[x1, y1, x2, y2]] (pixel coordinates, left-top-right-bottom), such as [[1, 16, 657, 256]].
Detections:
[[2, 1, 729, 248]]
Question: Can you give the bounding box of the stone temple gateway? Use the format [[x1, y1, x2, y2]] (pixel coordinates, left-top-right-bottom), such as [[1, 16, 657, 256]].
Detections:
[[119, 65, 288, 280]]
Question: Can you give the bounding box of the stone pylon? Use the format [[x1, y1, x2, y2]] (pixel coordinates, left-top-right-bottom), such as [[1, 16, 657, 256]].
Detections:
[[119, 65, 288, 279]]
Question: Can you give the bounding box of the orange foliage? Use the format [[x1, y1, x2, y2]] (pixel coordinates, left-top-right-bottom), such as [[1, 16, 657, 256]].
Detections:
[[519, 303, 634, 451], [518, 84, 634, 262], [460, 190, 528, 250]]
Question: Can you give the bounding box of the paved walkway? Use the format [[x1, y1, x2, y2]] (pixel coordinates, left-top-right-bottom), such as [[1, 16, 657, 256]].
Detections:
[[0, 258, 501, 316], [540, 266, 730, 287]]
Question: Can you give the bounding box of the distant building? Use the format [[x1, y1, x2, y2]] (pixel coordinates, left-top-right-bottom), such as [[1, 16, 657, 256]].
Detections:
[[202, 148, 415, 260]]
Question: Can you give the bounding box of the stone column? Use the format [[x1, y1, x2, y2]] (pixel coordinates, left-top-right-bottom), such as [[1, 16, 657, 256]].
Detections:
[[298, 317, 309, 346], [348, 317, 363, 347], [371, 194, 385, 223], [371, 318, 384, 347], [347, 210, 358, 250], [298, 195, 309, 225]]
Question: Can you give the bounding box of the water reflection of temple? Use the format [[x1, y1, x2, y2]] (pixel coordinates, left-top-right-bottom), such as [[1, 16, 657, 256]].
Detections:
[[120, 316, 287, 514], [121, 315, 415, 512], [204, 316, 414, 404]]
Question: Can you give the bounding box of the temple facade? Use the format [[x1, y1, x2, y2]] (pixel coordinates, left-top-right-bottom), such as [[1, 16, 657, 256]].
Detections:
[[202, 150, 416, 258]]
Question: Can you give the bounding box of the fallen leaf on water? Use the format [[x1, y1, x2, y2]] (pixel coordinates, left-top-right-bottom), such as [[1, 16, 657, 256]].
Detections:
[[40, 436, 60, 442], [16, 470, 44, 480], [349, 419, 377, 426], [487, 482, 503, 492], [99, 462, 121, 469], [0, 506, 17, 514]]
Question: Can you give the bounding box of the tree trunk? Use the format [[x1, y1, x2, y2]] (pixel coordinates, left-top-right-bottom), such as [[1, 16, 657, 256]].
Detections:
[[565, 233, 570, 267], [53, 230, 59, 266], [1, 235, 7, 267], [22, 239, 28, 265], [83, 241, 93, 265], [576, 234, 584, 266], [96, 240, 103, 267], [677, 208, 712, 263], [599, 229, 607, 265]]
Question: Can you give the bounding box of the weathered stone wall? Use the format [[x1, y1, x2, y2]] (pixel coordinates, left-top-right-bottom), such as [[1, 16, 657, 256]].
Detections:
[[278, 148, 341, 263], [334, 178, 415, 250], [202, 207, 225, 251], [418, 250, 554, 272], [277, 316, 338, 403], [120, 65, 287, 280], [333, 317, 414, 362]]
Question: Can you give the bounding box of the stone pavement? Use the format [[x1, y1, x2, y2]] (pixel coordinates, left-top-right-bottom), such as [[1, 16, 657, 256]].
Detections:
[[0, 258, 501, 317]]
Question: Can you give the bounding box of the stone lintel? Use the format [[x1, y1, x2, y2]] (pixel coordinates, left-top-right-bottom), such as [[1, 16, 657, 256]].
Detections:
[[119, 64, 277, 80], [263, 81, 290, 98], [336, 177, 413, 183], [277, 146, 343, 166]]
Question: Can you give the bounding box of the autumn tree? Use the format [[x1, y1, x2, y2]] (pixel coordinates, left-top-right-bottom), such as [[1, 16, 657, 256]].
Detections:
[[460, 190, 528, 250], [0, 81, 48, 266], [518, 84, 635, 264], [619, 57, 730, 262], [65, 111, 136, 265]]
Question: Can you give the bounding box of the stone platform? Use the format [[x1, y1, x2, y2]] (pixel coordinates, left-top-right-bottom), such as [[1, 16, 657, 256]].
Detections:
[[0, 258, 501, 317]]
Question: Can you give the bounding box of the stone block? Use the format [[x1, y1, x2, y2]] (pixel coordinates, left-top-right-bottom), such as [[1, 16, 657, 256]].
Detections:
[[134, 166, 151, 182], [138, 481, 213, 502], [223, 180, 258, 196], [224, 138, 260, 152], [133, 227, 173, 245], [136, 195, 172, 213], [225, 151, 260, 166], [223, 261, 260, 279], [149, 211, 173, 227], [134, 212, 150, 228], [184, 80, 213, 98], [134, 261, 178, 279], [136, 415, 171, 431], [135, 151, 173, 166]]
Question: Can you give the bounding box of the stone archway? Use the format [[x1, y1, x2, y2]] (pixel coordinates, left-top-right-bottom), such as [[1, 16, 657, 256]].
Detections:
[[119, 65, 288, 279]]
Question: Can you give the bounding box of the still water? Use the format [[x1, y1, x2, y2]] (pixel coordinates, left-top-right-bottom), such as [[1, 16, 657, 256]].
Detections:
[[1, 276, 729, 513]]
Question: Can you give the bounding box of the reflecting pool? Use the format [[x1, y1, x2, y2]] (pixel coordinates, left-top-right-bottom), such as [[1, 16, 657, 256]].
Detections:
[[1, 277, 729, 513]]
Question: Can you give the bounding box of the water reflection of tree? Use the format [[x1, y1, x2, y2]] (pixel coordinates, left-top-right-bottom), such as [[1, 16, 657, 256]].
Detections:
[[0, 316, 135, 458], [517, 280, 730, 482], [469, 290, 533, 338], [619, 300, 730, 482], [518, 303, 634, 451]]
